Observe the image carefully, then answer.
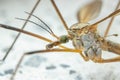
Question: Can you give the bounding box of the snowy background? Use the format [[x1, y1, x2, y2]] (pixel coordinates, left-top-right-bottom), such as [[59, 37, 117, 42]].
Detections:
[[0, 0, 120, 80]]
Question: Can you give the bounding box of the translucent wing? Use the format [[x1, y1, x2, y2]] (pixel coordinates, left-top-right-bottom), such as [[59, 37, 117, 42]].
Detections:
[[78, 0, 102, 23]]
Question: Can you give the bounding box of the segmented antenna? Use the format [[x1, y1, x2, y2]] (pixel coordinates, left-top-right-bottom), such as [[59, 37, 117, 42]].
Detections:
[[16, 13, 58, 39], [16, 18, 52, 34], [25, 11, 55, 35]]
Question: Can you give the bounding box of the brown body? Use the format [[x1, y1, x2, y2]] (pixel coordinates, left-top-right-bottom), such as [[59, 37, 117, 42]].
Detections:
[[102, 39, 120, 55]]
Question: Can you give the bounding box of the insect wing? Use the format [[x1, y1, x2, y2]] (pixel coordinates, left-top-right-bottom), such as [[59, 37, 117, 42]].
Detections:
[[78, 0, 102, 23]]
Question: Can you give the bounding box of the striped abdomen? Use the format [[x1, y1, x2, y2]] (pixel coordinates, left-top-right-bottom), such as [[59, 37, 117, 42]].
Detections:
[[101, 39, 120, 55]]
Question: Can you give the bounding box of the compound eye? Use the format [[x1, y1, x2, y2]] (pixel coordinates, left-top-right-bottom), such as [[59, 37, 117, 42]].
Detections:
[[60, 35, 69, 43]]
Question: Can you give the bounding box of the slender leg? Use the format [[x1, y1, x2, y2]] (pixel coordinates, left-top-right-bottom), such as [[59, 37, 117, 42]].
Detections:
[[51, 0, 69, 32], [0, 24, 70, 62], [104, 0, 120, 37], [25, 48, 88, 61], [93, 56, 120, 63], [2, 0, 41, 61], [91, 9, 120, 26], [10, 48, 85, 80]]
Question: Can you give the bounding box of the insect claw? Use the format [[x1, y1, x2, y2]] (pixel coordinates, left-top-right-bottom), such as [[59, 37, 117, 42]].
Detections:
[[46, 44, 54, 49]]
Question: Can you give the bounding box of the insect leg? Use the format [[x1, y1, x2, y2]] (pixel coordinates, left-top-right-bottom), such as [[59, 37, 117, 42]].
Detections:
[[10, 48, 83, 80], [92, 56, 120, 63], [25, 49, 88, 61], [104, 0, 120, 37], [91, 9, 120, 26], [0, 24, 69, 50], [1, 0, 41, 61], [51, 0, 69, 33]]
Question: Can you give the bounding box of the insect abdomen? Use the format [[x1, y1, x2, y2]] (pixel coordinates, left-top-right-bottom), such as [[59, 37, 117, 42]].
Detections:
[[102, 40, 120, 54]]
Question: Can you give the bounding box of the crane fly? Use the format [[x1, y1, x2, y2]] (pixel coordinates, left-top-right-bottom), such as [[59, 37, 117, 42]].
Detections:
[[0, 0, 120, 80]]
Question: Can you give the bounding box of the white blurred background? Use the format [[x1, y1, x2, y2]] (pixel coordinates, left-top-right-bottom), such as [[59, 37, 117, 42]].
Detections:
[[0, 0, 120, 80]]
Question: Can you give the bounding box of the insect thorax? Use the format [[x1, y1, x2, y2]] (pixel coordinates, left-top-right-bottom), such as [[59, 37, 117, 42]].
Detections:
[[69, 23, 102, 60]]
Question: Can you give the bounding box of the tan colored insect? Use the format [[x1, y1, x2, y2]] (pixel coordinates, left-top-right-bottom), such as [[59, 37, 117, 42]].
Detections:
[[0, 0, 120, 80]]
